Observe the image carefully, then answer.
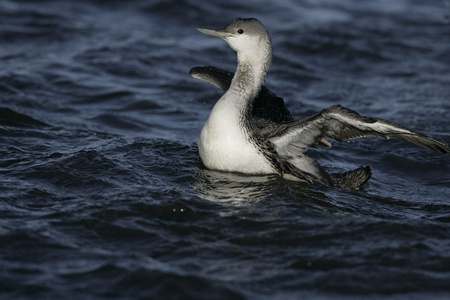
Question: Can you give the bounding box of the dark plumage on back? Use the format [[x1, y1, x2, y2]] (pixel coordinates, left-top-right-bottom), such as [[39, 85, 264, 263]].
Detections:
[[190, 66, 293, 123]]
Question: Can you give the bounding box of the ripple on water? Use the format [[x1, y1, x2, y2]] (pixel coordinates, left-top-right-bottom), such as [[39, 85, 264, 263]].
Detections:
[[0, 1, 450, 299]]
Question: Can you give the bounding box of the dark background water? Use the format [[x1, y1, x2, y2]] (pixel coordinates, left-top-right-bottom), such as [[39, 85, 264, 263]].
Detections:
[[1, 0, 449, 299]]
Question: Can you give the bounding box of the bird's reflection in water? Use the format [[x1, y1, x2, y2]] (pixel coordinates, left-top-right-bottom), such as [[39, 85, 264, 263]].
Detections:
[[192, 168, 333, 214], [193, 169, 280, 203]]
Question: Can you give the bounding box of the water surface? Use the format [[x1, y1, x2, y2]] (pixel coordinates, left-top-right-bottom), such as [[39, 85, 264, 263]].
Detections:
[[1, 0, 449, 299]]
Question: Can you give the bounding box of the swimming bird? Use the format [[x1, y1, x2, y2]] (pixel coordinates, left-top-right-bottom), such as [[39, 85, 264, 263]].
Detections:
[[192, 18, 449, 189]]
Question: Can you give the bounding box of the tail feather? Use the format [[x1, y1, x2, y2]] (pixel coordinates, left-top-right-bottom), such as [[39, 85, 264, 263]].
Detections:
[[330, 166, 372, 190]]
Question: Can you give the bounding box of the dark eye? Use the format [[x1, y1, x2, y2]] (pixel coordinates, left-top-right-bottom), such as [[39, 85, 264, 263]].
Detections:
[[238, 29, 244, 34]]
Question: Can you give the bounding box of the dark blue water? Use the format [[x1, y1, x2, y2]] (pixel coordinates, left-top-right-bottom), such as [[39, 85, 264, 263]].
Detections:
[[1, 0, 450, 299]]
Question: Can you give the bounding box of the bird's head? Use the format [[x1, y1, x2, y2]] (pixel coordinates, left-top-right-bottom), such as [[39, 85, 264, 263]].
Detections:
[[197, 18, 272, 57]]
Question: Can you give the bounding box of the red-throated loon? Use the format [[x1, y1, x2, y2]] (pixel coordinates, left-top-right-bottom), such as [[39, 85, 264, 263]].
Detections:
[[191, 18, 449, 190]]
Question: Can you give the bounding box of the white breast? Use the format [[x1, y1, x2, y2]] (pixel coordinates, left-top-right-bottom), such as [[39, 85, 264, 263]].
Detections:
[[198, 94, 276, 174]]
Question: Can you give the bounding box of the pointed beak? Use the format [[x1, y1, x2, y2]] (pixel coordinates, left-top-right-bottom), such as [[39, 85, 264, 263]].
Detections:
[[196, 28, 231, 39]]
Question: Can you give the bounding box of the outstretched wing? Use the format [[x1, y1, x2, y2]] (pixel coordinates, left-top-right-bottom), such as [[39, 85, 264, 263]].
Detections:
[[190, 66, 233, 91], [263, 105, 450, 153]]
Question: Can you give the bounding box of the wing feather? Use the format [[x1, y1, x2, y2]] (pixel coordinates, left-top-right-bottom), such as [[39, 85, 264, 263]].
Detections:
[[264, 105, 449, 153]]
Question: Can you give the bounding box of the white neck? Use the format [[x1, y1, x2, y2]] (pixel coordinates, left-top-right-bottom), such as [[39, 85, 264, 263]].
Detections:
[[226, 40, 272, 110]]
